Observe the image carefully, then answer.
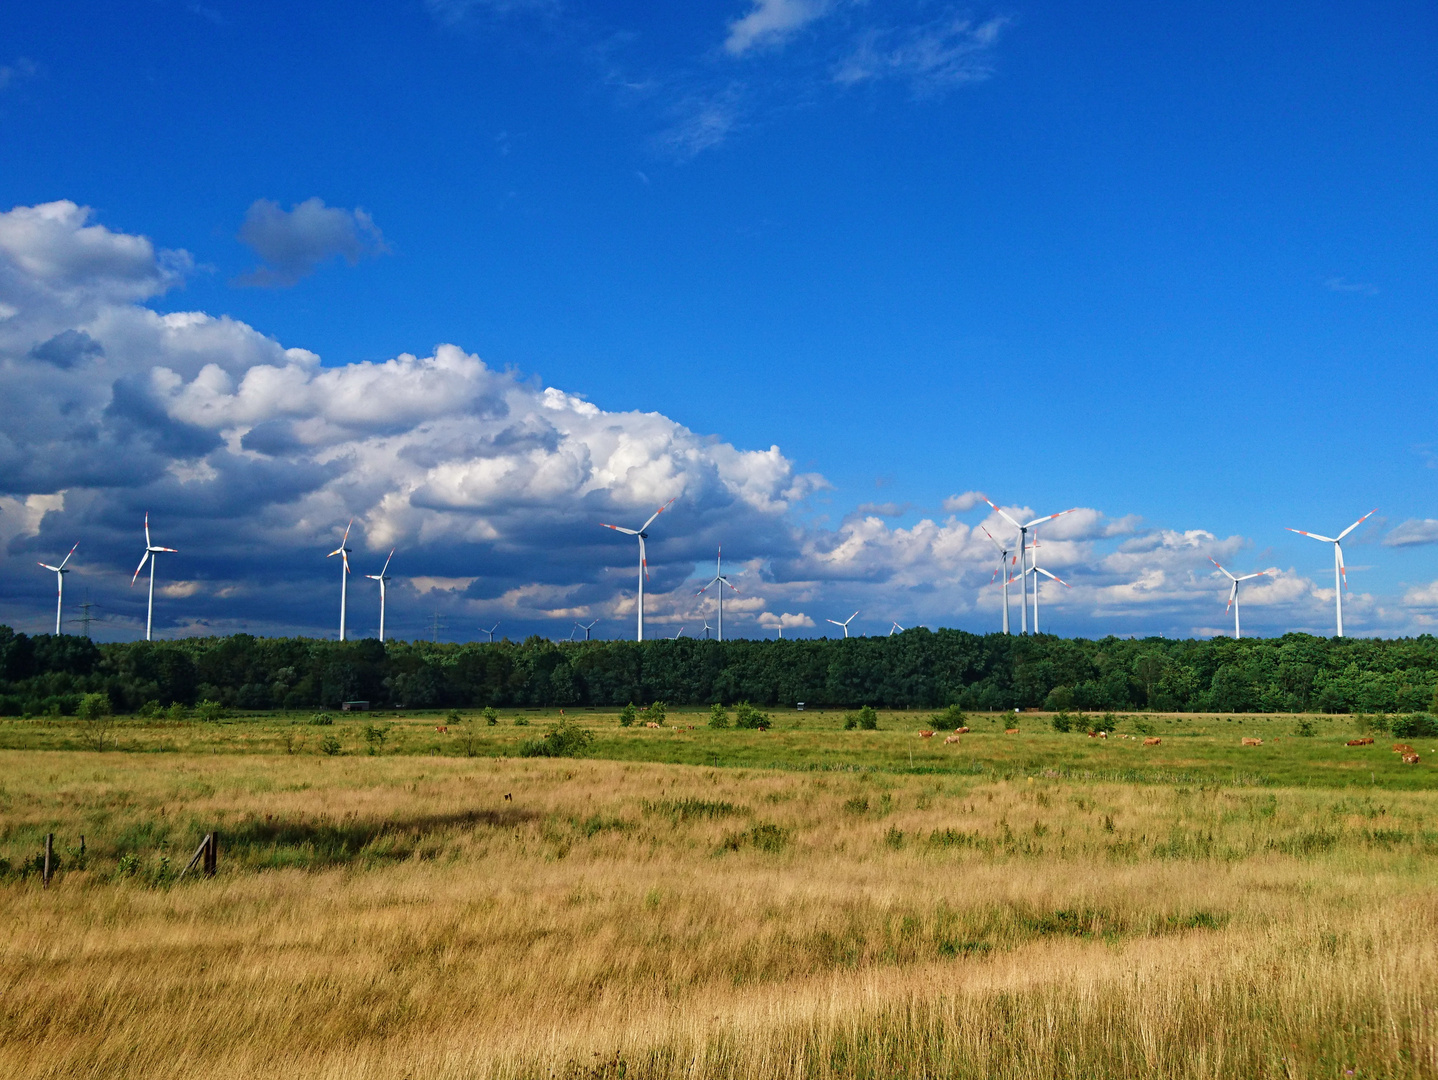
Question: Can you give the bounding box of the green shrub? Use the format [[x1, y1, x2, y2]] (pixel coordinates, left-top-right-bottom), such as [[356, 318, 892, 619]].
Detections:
[[734, 701, 772, 730], [514, 717, 529, 726], [309, 713, 333, 726], [195, 699, 224, 723], [78, 692, 114, 750], [520, 718, 595, 758], [1051, 711, 1074, 733], [843, 705, 879, 731], [843, 796, 869, 814], [720, 822, 787, 854], [320, 734, 342, 756], [116, 853, 140, 878], [1296, 718, 1317, 737], [1131, 717, 1154, 736], [619, 702, 637, 728], [708, 703, 730, 729], [644, 701, 667, 725], [1392, 714, 1438, 738], [483, 706, 498, 726], [166, 702, 189, 722], [362, 722, 390, 754], [937, 703, 967, 727], [138, 700, 161, 719]]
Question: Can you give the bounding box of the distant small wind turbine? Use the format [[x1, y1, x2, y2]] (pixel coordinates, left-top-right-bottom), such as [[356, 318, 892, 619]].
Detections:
[[601, 497, 676, 642], [1009, 533, 1070, 634], [1286, 509, 1376, 637], [38, 542, 78, 635], [365, 548, 394, 641], [984, 499, 1078, 634], [696, 546, 739, 642], [979, 525, 1017, 634], [826, 611, 859, 639], [889, 621, 904, 636], [673, 626, 685, 639], [480, 623, 499, 642], [702, 619, 714, 640], [576, 619, 598, 641], [327, 518, 353, 641], [1209, 557, 1268, 639], [131, 513, 178, 642]]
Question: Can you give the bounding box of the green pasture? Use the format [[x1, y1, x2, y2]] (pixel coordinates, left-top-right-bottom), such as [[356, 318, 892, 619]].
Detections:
[[1, 705, 1434, 790]]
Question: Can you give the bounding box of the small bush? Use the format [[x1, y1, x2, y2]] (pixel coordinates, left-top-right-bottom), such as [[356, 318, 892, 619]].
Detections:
[[619, 703, 637, 727], [843, 796, 870, 814], [446, 709, 463, 726], [884, 826, 905, 849], [483, 706, 499, 726], [1132, 717, 1154, 736], [720, 822, 788, 854], [195, 699, 224, 723], [1392, 714, 1438, 738], [843, 705, 879, 731], [116, 853, 140, 878], [320, 734, 342, 756], [708, 703, 730, 728], [362, 722, 390, 754], [520, 718, 595, 758], [166, 702, 189, 722], [936, 703, 967, 727], [138, 699, 161, 719], [309, 713, 333, 726], [1051, 711, 1074, 733], [735, 701, 772, 730], [644, 701, 667, 725], [1296, 718, 1317, 737], [514, 717, 529, 726]]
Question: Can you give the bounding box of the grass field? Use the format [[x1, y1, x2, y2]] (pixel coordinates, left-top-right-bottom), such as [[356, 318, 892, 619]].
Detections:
[[2, 707, 1436, 1078]]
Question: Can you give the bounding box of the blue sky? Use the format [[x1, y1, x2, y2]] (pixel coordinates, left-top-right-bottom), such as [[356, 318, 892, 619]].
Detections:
[[1, 0, 1437, 641]]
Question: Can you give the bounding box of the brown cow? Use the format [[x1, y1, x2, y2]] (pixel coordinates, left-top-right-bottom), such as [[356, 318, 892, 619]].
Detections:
[[944, 734, 962, 744], [1347, 737, 1374, 746], [1143, 737, 1162, 746], [1392, 743, 1414, 754], [954, 726, 970, 734], [919, 730, 935, 739], [1005, 727, 1020, 735], [436, 725, 448, 734], [1241, 737, 1263, 746], [1401, 753, 1421, 765]]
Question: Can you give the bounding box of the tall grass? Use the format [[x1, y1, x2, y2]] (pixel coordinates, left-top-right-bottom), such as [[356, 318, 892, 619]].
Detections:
[[1, 750, 1435, 1078]]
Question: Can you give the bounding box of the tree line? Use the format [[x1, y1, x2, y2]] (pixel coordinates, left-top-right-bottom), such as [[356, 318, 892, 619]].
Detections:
[[1, 625, 1435, 717]]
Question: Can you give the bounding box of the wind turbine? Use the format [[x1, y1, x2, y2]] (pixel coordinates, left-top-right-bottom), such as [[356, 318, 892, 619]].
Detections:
[[38, 542, 78, 635], [575, 619, 598, 641], [480, 623, 499, 642], [980, 524, 1017, 634], [130, 513, 178, 642], [327, 518, 352, 641], [1209, 557, 1268, 639], [983, 499, 1078, 634], [696, 546, 739, 642], [601, 497, 676, 642], [826, 611, 859, 638], [1286, 509, 1376, 637], [1010, 532, 1070, 634], [889, 621, 904, 636], [673, 626, 686, 639], [363, 549, 394, 641], [702, 619, 714, 640]]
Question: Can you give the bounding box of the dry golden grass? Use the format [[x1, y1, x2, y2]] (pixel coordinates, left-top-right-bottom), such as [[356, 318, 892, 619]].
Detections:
[[2, 750, 1436, 1078]]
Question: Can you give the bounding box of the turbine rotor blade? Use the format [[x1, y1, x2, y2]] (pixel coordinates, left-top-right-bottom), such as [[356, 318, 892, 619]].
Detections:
[[1023, 507, 1080, 530], [380, 548, 394, 576], [1035, 567, 1071, 586], [1236, 571, 1269, 581], [132, 551, 151, 584], [1208, 556, 1238, 581], [1337, 508, 1378, 541], [983, 498, 1023, 531], [57, 542, 78, 570], [640, 496, 678, 533], [1226, 581, 1237, 612], [39, 562, 60, 572], [601, 524, 639, 535], [341, 517, 353, 545], [144, 512, 151, 548], [638, 535, 648, 580], [1286, 528, 1336, 543]]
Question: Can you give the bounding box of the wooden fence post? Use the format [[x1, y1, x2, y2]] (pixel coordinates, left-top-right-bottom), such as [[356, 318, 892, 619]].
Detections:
[[43, 833, 53, 888], [204, 832, 218, 877]]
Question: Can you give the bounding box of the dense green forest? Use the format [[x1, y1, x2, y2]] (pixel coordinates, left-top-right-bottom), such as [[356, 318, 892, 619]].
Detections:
[[3, 625, 1437, 716]]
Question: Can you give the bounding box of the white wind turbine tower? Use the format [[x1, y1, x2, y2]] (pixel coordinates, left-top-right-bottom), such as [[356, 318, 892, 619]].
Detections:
[[1209, 557, 1268, 639], [983, 499, 1078, 634], [1009, 532, 1071, 634], [696, 546, 738, 642], [130, 513, 178, 642], [826, 611, 859, 638], [327, 519, 353, 642], [480, 623, 499, 642], [365, 548, 394, 641], [601, 497, 676, 642], [980, 525, 1017, 634], [1286, 509, 1376, 637], [38, 542, 78, 635]]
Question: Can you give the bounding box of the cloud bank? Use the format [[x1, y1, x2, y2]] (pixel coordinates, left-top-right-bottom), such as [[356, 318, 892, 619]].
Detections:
[[0, 201, 1406, 641]]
